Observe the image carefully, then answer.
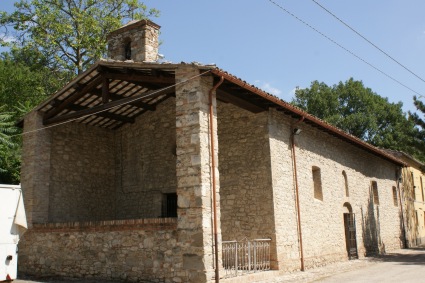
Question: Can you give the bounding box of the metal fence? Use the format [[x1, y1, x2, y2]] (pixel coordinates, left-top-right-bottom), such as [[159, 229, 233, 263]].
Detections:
[[222, 238, 271, 278]]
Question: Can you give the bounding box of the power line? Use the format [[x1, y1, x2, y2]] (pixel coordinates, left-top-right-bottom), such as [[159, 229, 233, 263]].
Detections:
[[311, 0, 425, 85], [13, 69, 212, 138], [267, 0, 424, 97]]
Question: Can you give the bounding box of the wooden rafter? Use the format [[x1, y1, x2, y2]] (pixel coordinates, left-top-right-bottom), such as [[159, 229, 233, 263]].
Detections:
[[102, 71, 174, 85], [90, 87, 156, 111], [43, 75, 103, 121], [44, 86, 175, 126], [102, 77, 109, 104], [216, 89, 266, 113], [67, 104, 135, 123]]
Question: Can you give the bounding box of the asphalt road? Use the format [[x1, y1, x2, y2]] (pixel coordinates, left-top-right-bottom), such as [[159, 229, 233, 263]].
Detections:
[[315, 248, 425, 283]]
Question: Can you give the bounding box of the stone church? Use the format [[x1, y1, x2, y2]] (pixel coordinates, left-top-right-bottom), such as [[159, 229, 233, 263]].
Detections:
[[19, 20, 406, 282]]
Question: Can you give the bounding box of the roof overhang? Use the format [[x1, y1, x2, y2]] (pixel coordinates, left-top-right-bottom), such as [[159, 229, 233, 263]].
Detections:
[[29, 60, 406, 167]]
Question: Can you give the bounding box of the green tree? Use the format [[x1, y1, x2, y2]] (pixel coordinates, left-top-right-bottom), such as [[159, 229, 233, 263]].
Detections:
[[0, 106, 20, 184], [410, 96, 425, 153], [293, 78, 425, 161], [0, 0, 159, 75], [0, 50, 62, 119], [0, 48, 65, 184]]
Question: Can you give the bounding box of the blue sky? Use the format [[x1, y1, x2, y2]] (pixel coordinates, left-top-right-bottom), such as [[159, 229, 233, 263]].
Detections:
[[1, 0, 425, 114]]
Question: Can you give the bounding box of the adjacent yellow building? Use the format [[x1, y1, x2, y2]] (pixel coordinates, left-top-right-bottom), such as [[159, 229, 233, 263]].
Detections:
[[387, 150, 425, 247]]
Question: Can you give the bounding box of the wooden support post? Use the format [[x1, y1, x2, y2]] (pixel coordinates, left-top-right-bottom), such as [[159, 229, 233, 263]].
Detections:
[[102, 77, 109, 104]]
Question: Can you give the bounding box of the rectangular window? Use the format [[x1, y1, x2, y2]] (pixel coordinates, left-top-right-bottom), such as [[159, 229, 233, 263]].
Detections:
[[371, 181, 379, 205], [421, 177, 424, 202], [162, 193, 177, 218], [312, 166, 323, 201], [392, 186, 398, 207]]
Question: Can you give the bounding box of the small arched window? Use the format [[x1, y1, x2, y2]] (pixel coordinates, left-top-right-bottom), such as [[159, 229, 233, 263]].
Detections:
[[342, 170, 349, 197], [392, 186, 398, 206], [371, 181, 379, 205], [124, 38, 132, 60], [312, 166, 323, 201]]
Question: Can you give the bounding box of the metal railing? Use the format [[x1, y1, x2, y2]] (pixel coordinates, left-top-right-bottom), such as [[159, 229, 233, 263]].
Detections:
[[222, 238, 271, 278]]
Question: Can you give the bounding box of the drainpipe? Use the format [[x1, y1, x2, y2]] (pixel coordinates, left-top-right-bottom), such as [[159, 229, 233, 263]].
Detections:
[[292, 116, 305, 271], [209, 76, 224, 283]]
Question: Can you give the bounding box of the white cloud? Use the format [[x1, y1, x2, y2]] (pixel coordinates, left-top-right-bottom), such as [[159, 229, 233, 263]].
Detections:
[[254, 80, 282, 96]]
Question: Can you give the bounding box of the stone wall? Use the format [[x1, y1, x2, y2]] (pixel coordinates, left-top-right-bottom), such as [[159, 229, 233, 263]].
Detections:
[[21, 111, 52, 225], [19, 219, 181, 283], [217, 102, 275, 242], [115, 97, 177, 219], [268, 109, 403, 272], [42, 97, 176, 222], [174, 66, 219, 282], [48, 123, 116, 222]]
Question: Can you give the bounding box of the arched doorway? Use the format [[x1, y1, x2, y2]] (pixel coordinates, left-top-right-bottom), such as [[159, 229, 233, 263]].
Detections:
[[343, 202, 358, 259]]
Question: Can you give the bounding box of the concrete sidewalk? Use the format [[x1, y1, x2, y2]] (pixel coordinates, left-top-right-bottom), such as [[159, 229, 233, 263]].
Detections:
[[14, 247, 425, 283]]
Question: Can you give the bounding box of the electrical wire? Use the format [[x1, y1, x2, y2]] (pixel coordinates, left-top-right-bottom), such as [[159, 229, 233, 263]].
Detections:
[[311, 0, 425, 85], [12, 69, 212, 138], [267, 0, 424, 97]]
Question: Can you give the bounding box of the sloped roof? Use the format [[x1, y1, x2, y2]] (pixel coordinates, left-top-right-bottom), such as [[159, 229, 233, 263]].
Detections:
[[34, 59, 406, 166], [383, 149, 423, 170]]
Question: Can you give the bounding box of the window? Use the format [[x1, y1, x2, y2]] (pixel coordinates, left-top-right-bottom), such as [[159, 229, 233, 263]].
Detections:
[[421, 177, 424, 202], [342, 170, 349, 197], [162, 193, 177, 217], [312, 166, 323, 201], [371, 181, 379, 205], [392, 186, 398, 207], [124, 38, 132, 60]]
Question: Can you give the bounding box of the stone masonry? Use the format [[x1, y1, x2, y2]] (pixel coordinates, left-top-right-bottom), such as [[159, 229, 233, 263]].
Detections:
[[107, 20, 160, 62], [217, 102, 277, 266], [21, 110, 52, 226], [268, 108, 403, 272], [19, 219, 179, 282], [175, 65, 221, 282]]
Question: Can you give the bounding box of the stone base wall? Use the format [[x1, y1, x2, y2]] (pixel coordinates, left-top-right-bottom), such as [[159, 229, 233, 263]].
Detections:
[[18, 219, 182, 283]]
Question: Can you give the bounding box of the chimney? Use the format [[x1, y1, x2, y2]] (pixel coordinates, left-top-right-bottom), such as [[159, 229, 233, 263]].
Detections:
[[107, 20, 160, 62]]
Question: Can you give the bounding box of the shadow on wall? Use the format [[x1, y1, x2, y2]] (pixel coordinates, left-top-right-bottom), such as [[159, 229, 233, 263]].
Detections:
[[361, 187, 384, 256]]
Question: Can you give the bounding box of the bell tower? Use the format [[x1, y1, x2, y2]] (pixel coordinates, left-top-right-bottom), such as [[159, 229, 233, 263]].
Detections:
[[107, 20, 160, 62]]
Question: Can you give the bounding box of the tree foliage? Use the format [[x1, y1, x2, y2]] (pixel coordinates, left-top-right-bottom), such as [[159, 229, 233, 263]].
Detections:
[[0, 0, 159, 75], [0, 46, 66, 184], [0, 106, 20, 184], [0, 48, 64, 117], [410, 96, 425, 152], [292, 78, 425, 161]]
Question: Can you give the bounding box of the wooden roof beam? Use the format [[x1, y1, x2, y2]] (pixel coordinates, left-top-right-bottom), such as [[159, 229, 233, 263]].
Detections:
[[67, 104, 135, 124], [216, 90, 267, 113], [43, 75, 103, 121], [102, 71, 174, 85], [44, 86, 175, 126], [90, 88, 156, 111]]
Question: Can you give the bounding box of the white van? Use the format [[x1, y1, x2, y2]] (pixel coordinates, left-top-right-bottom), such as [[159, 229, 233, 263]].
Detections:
[[0, 184, 27, 281]]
